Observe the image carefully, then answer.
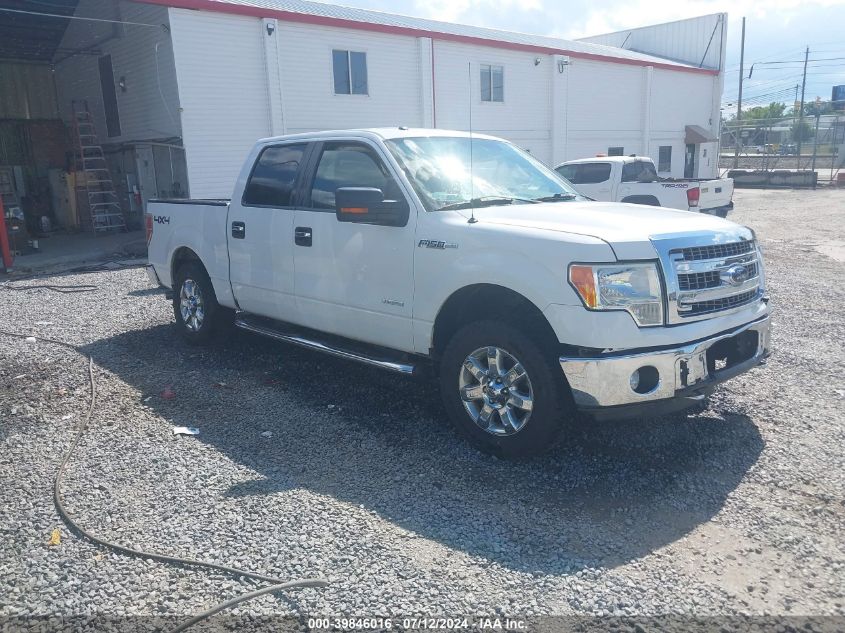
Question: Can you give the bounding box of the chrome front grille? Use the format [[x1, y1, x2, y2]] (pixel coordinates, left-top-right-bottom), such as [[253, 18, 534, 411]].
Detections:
[[677, 270, 720, 291], [680, 241, 755, 261], [652, 231, 765, 324], [677, 261, 758, 291], [685, 288, 759, 315]]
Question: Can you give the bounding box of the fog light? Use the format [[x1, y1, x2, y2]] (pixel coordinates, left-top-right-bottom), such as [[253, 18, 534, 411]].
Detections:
[[631, 366, 660, 394]]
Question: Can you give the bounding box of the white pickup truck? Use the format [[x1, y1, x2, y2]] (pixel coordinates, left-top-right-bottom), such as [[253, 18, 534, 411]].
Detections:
[[555, 156, 734, 217], [146, 128, 771, 459]]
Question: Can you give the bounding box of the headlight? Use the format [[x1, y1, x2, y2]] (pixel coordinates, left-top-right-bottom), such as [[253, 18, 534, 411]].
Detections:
[[569, 262, 664, 326]]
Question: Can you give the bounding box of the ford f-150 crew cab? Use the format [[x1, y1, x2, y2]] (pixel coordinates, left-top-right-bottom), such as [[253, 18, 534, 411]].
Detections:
[[146, 128, 771, 459], [555, 156, 734, 217]]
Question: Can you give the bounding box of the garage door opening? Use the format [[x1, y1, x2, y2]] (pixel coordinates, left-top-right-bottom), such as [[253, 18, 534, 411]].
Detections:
[[0, 0, 185, 263]]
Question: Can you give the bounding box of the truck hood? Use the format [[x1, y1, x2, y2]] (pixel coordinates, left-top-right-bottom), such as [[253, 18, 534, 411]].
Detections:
[[468, 201, 747, 259]]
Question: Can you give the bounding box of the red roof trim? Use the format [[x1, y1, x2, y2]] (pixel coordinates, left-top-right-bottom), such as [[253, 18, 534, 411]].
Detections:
[[144, 0, 718, 76]]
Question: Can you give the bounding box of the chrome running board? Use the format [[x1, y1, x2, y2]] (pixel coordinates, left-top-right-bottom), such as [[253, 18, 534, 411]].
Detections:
[[234, 315, 417, 375]]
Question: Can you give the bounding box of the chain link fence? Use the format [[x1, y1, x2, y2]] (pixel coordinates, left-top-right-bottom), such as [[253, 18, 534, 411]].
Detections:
[[719, 114, 844, 186]]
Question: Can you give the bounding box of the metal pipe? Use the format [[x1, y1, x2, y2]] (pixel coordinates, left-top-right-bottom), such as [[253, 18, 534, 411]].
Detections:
[[0, 197, 13, 272], [732, 17, 745, 170], [811, 114, 821, 185]]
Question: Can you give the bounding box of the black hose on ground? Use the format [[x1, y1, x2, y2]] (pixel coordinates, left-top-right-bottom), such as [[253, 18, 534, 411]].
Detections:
[[0, 330, 328, 631], [1, 258, 145, 284], [1, 283, 98, 293]]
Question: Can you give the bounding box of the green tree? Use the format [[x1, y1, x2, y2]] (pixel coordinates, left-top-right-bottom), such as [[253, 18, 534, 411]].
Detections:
[[804, 99, 832, 117], [790, 120, 814, 142], [743, 102, 787, 123]]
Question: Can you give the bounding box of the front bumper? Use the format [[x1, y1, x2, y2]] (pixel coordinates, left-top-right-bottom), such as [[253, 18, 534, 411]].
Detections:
[[559, 314, 771, 418]]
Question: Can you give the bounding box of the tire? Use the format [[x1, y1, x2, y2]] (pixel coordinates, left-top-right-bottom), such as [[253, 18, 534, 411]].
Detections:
[[439, 320, 570, 460], [172, 261, 229, 345]]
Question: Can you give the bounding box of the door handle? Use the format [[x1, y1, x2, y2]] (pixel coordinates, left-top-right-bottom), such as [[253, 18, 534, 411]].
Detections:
[[231, 221, 245, 239], [295, 227, 312, 247]]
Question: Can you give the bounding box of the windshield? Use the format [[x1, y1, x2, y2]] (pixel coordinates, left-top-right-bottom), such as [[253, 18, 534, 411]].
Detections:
[[385, 136, 582, 211]]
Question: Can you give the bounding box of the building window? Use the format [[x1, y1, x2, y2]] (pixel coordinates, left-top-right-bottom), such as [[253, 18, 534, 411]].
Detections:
[[607, 146, 624, 156], [333, 50, 368, 95], [658, 145, 672, 172], [480, 64, 504, 102], [98, 55, 121, 137]]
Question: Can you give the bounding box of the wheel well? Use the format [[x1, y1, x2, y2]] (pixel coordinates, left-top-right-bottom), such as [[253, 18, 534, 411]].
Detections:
[[431, 284, 558, 358], [621, 195, 661, 206], [171, 247, 203, 282]]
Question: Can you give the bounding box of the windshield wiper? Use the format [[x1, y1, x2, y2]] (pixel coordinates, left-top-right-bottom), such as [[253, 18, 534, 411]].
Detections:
[[438, 196, 539, 211], [533, 193, 578, 202]]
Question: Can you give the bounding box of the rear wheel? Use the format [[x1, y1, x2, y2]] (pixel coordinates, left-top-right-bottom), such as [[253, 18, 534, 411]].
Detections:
[[439, 320, 570, 459], [172, 261, 228, 345]]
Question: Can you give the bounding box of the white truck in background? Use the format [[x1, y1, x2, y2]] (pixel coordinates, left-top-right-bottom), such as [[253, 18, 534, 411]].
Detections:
[[146, 128, 770, 459], [556, 156, 734, 217]]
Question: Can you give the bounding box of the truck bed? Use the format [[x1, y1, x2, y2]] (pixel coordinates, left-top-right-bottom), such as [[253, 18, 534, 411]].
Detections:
[[655, 177, 733, 214], [146, 198, 234, 306]]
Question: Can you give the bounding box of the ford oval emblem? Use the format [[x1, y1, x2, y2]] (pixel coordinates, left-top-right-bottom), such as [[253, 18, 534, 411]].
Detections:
[[725, 264, 749, 286]]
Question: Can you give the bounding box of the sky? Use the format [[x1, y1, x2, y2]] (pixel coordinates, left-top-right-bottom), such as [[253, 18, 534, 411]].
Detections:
[[310, 0, 845, 111]]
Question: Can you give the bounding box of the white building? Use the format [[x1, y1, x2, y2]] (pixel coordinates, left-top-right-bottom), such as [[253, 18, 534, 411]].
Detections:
[[0, 0, 726, 230]]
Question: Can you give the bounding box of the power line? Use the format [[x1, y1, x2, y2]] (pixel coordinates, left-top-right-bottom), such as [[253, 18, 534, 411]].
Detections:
[[753, 56, 845, 65], [723, 47, 811, 71], [724, 84, 799, 102]]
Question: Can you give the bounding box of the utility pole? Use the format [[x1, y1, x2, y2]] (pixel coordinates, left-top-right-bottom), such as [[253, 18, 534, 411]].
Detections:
[[733, 17, 745, 169], [797, 46, 809, 160]]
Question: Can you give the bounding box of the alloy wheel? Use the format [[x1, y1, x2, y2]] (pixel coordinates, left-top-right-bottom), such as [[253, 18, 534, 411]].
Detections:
[[179, 278, 205, 332], [458, 346, 534, 436]]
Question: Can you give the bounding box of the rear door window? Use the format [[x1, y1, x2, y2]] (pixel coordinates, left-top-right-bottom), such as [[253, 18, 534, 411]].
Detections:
[[556, 163, 611, 184], [243, 144, 307, 207], [621, 160, 658, 183]]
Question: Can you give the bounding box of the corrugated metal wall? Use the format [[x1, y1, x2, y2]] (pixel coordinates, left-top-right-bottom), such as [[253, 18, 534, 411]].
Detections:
[[165, 9, 723, 197], [54, 0, 181, 145], [277, 21, 425, 134], [434, 41, 552, 163], [578, 14, 727, 72], [0, 63, 59, 120], [564, 59, 646, 161], [169, 9, 271, 199]]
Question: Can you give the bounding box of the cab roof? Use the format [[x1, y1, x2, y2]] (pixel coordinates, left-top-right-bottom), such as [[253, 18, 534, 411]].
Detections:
[[561, 156, 654, 165], [256, 127, 504, 145]]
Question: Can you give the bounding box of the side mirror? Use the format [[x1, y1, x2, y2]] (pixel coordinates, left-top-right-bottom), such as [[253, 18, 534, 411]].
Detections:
[[335, 187, 409, 227]]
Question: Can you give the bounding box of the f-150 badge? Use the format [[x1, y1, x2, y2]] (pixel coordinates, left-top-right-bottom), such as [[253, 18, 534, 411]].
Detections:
[[418, 239, 458, 249]]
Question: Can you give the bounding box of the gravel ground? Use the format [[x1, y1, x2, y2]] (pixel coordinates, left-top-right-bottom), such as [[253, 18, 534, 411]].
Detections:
[[1, 189, 844, 631]]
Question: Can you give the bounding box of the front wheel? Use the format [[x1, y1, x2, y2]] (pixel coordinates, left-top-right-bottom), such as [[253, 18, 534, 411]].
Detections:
[[439, 320, 570, 459]]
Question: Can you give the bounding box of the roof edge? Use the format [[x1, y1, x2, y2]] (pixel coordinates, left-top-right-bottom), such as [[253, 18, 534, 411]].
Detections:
[[142, 0, 718, 76], [576, 12, 726, 41]]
